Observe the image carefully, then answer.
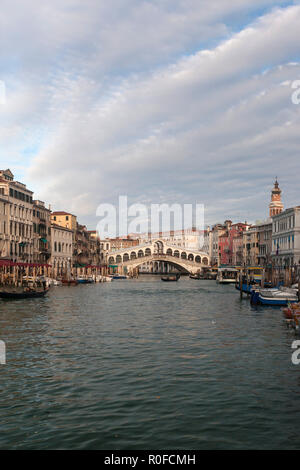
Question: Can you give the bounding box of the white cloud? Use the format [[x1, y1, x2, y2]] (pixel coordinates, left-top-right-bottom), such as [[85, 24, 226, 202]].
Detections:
[[1, 1, 300, 227]]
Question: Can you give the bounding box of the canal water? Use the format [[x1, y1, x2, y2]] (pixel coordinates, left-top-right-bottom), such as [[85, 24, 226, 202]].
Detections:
[[0, 277, 300, 450]]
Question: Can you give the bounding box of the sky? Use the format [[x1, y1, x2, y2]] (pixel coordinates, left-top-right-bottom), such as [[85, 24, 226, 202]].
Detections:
[[1, 0, 300, 232]]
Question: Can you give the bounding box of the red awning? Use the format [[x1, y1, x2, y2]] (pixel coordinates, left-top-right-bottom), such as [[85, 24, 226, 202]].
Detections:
[[0, 260, 52, 268]]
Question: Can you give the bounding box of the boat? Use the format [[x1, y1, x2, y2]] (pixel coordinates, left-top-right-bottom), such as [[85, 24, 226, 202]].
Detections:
[[161, 273, 180, 282], [96, 275, 113, 282], [189, 273, 201, 280], [112, 274, 128, 280], [76, 276, 94, 284], [0, 288, 49, 299], [216, 267, 239, 284], [61, 279, 78, 286], [251, 287, 299, 306], [283, 303, 300, 319]]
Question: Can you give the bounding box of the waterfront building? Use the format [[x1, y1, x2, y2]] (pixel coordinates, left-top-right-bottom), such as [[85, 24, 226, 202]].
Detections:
[[74, 224, 90, 267], [218, 221, 249, 266], [243, 227, 259, 266], [0, 169, 34, 263], [0, 194, 9, 259], [202, 228, 213, 261], [32, 200, 52, 265], [256, 220, 273, 266], [210, 223, 227, 266], [50, 223, 73, 276], [271, 206, 300, 267], [86, 230, 102, 266], [232, 233, 244, 266], [51, 211, 77, 234]]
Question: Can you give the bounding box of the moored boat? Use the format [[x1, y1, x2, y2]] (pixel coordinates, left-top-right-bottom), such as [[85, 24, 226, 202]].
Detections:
[[189, 273, 201, 280], [76, 276, 94, 284], [251, 287, 299, 306], [61, 279, 78, 286], [216, 267, 238, 284], [161, 273, 180, 282], [0, 288, 49, 299]]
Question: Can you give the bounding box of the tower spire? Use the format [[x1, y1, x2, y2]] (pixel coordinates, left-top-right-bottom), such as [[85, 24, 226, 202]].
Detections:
[[269, 178, 283, 217]]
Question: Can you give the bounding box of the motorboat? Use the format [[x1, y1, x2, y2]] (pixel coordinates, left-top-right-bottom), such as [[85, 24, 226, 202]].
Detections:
[[251, 286, 299, 306]]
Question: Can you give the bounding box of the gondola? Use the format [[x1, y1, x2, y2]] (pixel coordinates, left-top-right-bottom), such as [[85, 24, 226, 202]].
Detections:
[[0, 289, 49, 300], [189, 274, 201, 280], [161, 273, 180, 282]]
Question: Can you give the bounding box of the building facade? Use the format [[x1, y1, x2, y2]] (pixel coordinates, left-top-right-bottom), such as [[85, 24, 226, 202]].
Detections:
[[33, 200, 52, 264], [0, 169, 34, 263], [50, 223, 73, 276], [271, 206, 300, 267]]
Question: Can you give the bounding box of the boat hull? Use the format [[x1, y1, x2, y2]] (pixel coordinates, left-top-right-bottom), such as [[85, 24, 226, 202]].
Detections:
[[258, 295, 298, 306], [0, 290, 49, 299]]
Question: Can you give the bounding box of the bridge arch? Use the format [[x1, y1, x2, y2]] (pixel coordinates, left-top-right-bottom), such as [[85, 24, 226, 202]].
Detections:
[[145, 248, 151, 256]]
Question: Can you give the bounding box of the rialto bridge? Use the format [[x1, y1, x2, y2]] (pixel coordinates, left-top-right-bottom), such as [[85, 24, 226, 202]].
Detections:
[[106, 240, 210, 275]]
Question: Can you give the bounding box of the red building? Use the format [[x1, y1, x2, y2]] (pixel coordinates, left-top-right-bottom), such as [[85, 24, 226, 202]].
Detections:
[[219, 221, 249, 266]]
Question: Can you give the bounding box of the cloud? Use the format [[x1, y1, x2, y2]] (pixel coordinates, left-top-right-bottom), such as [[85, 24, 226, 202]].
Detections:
[[0, 1, 300, 229]]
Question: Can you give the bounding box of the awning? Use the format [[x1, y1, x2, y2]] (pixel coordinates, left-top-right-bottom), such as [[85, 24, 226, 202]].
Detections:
[[40, 238, 47, 243]]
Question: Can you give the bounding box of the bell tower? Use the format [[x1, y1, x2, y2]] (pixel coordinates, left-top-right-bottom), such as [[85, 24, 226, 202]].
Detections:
[[269, 178, 283, 217]]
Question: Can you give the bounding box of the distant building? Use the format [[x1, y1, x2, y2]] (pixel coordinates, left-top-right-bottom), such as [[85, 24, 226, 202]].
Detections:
[[131, 228, 203, 251]]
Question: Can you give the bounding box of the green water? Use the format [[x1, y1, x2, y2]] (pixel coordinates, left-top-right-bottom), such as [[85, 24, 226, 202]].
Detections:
[[0, 277, 299, 449]]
